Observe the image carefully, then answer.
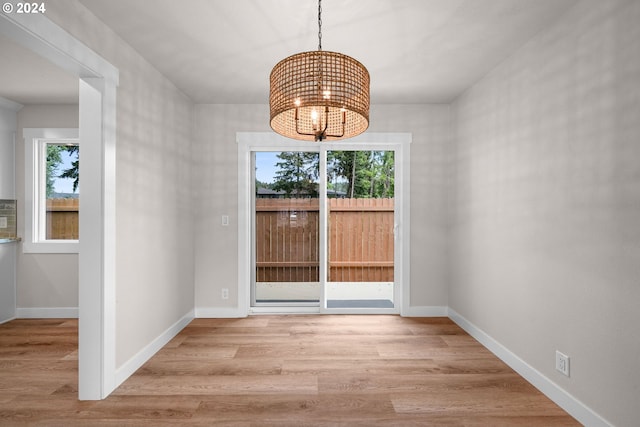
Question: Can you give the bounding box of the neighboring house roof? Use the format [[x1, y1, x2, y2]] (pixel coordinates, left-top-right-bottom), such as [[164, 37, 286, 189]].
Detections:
[[256, 188, 284, 196], [256, 187, 346, 198]]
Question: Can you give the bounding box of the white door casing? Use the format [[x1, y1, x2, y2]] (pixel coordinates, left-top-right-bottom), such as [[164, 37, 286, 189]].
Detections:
[[237, 132, 411, 316]]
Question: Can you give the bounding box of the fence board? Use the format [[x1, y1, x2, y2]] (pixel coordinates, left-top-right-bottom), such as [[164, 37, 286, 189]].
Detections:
[[256, 199, 320, 282], [327, 198, 394, 282], [46, 198, 79, 240], [255, 198, 394, 283]]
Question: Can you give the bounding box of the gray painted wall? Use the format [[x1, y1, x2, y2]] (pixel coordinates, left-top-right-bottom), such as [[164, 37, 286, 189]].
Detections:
[[15, 105, 79, 310], [192, 104, 451, 312], [45, 1, 196, 368], [450, 1, 640, 425]]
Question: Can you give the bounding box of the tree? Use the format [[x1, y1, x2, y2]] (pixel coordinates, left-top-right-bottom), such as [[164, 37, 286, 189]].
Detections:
[[272, 152, 319, 197], [255, 179, 273, 190], [59, 146, 79, 193], [371, 151, 394, 198], [46, 145, 79, 197], [327, 151, 394, 198], [46, 145, 63, 198], [271, 150, 394, 199], [328, 151, 356, 197]]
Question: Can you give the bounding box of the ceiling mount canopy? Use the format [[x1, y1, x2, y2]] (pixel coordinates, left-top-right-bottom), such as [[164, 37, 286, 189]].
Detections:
[[269, 0, 370, 142]]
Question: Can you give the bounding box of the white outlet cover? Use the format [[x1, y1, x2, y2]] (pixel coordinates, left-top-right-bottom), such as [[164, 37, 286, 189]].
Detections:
[[0, 217, 7, 228], [556, 350, 570, 377]]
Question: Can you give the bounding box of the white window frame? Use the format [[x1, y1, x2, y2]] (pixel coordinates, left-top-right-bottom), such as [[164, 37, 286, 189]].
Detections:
[[23, 128, 79, 253]]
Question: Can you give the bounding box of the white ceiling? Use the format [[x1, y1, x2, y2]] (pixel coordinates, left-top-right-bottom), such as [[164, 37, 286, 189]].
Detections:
[[1, 0, 578, 105], [0, 34, 78, 105]]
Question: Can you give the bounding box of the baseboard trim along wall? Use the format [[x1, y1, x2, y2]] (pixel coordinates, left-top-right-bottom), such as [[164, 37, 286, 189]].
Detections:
[[195, 306, 247, 318], [114, 309, 195, 387], [402, 305, 448, 317], [16, 307, 79, 318], [196, 306, 451, 317], [447, 308, 612, 427]]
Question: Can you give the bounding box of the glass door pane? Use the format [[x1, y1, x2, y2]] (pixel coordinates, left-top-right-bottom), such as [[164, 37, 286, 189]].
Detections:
[[326, 150, 395, 309], [253, 151, 320, 305]]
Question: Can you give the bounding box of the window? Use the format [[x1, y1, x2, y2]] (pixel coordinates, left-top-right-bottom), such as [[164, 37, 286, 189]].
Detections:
[[23, 128, 79, 253]]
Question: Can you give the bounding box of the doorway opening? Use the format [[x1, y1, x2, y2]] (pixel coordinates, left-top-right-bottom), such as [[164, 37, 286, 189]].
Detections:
[[238, 132, 411, 316], [1, 13, 119, 399]]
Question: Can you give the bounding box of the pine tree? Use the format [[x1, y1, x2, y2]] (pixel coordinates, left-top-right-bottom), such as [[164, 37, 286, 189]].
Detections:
[[46, 145, 63, 198], [58, 146, 79, 193], [272, 152, 319, 197]]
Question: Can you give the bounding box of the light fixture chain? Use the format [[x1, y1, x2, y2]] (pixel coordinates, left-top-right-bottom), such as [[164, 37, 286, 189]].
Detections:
[[318, 0, 322, 50]]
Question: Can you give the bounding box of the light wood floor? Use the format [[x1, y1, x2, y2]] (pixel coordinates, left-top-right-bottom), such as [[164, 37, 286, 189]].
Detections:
[[0, 315, 581, 426]]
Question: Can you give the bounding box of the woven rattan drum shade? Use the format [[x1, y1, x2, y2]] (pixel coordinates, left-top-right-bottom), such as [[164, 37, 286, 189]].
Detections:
[[270, 50, 370, 141]]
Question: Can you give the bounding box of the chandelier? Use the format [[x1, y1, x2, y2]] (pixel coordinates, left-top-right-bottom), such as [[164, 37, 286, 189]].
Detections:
[[269, 0, 370, 142]]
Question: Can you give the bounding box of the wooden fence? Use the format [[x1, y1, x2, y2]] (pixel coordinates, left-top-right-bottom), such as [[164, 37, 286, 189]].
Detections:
[[255, 198, 394, 282], [328, 198, 394, 282], [44, 197, 394, 280], [46, 198, 79, 240]]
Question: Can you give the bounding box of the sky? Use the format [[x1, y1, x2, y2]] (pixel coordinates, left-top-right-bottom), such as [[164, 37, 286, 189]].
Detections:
[[53, 150, 78, 194], [255, 151, 354, 186], [255, 151, 279, 183]]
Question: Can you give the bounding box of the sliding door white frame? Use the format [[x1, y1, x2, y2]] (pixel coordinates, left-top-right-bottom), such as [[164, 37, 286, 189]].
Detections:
[[237, 132, 411, 316]]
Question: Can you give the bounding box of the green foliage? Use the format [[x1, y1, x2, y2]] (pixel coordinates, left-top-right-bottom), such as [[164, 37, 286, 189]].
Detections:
[[45, 144, 79, 197], [46, 145, 63, 198], [373, 151, 394, 198], [327, 151, 394, 198], [272, 152, 319, 197], [58, 145, 79, 192], [270, 150, 394, 199], [255, 179, 274, 190]]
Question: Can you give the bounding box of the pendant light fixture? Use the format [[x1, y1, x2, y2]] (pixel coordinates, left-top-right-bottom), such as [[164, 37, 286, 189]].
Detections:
[[269, 0, 370, 141]]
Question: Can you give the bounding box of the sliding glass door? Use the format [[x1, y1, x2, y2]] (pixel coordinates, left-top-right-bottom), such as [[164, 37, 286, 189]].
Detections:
[[253, 151, 320, 305], [249, 141, 403, 314], [325, 150, 395, 309]]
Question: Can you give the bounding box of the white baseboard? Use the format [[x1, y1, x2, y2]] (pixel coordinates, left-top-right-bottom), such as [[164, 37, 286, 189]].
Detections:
[[448, 309, 612, 427], [195, 306, 248, 318], [16, 307, 79, 318], [196, 305, 448, 318], [114, 309, 194, 387], [402, 305, 448, 317], [250, 306, 320, 315]]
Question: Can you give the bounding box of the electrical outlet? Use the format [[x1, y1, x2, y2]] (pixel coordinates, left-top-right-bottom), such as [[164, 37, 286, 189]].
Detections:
[[221, 215, 229, 226], [221, 288, 229, 300], [556, 351, 570, 377]]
